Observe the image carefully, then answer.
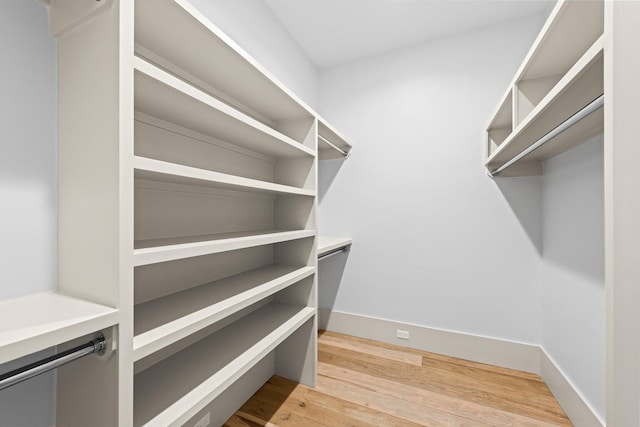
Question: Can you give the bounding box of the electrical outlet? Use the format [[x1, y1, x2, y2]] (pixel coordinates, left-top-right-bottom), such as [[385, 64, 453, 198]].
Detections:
[[396, 329, 410, 340], [193, 412, 210, 427]]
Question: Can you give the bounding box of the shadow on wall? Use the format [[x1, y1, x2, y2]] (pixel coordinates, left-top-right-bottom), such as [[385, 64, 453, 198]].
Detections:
[[493, 176, 543, 254], [318, 251, 349, 310], [318, 158, 345, 203]]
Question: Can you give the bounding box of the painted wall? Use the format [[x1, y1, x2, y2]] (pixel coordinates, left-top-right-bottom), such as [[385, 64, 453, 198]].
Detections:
[[541, 137, 605, 420], [318, 15, 546, 344], [187, 0, 319, 109], [0, 1, 57, 425]]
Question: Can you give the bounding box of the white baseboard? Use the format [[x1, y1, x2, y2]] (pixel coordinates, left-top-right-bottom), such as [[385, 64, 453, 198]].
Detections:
[[318, 308, 604, 427], [539, 349, 604, 427]]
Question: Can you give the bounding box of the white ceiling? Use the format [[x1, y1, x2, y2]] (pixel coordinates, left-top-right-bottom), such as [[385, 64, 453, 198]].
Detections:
[[265, 0, 552, 69]]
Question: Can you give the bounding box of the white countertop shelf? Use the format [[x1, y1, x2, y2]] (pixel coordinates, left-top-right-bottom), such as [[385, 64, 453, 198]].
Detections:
[[0, 292, 118, 365], [134, 229, 316, 267], [133, 265, 315, 361], [133, 156, 315, 197], [134, 56, 314, 159], [134, 302, 315, 427], [318, 236, 353, 257]]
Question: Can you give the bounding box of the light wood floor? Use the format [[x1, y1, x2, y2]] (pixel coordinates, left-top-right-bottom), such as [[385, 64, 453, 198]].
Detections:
[[225, 330, 572, 426]]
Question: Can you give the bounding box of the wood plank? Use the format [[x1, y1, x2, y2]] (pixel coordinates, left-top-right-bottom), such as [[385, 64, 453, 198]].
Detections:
[[319, 329, 542, 382], [226, 332, 572, 426], [319, 362, 560, 427], [319, 333, 422, 366], [319, 342, 557, 405], [316, 372, 486, 426], [318, 345, 571, 425], [268, 375, 424, 427]]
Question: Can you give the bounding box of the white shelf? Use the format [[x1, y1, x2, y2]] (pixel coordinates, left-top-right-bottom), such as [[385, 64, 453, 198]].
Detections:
[[135, 0, 313, 124], [134, 229, 316, 267], [0, 292, 118, 365], [487, 38, 603, 175], [134, 302, 315, 427], [318, 236, 353, 257], [318, 118, 352, 160], [134, 56, 315, 159], [133, 265, 315, 361], [133, 156, 315, 197]]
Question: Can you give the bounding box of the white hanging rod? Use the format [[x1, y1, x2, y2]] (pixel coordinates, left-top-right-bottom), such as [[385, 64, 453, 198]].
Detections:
[[0, 333, 107, 391], [318, 134, 349, 157], [492, 94, 604, 176]]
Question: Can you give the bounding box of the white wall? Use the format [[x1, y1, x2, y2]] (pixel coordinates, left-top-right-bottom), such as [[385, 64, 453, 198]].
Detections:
[[0, 1, 57, 425], [0, 0, 57, 301], [318, 15, 546, 344], [541, 137, 605, 420], [187, 0, 319, 109]]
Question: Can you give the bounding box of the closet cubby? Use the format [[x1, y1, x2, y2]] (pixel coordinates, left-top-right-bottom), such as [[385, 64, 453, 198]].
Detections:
[[485, 0, 604, 176], [133, 302, 315, 426], [134, 0, 314, 144]]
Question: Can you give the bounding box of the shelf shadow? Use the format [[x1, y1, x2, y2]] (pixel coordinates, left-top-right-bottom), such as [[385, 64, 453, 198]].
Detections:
[[318, 250, 349, 311], [318, 159, 345, 203], [493, 176, 543, 254]]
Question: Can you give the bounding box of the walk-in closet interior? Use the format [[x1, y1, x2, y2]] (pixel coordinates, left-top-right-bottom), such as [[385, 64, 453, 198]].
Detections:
[[0, 0, 638, 426]]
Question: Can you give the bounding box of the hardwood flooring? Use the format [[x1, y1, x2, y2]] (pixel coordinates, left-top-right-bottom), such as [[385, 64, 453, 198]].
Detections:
[[225, 330, 572, 426]]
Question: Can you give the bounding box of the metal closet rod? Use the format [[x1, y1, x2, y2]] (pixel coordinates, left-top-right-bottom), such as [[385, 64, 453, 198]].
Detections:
[[492, 94, 604, 176], [318, 246, 349, 261], [318, 134, 349, 157], [0, 333, 107, 391]]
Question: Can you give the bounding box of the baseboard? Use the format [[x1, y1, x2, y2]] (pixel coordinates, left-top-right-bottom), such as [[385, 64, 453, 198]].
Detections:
[[318, 308, 604, 427], [539, 349, 604, 427], [318, 308, 539, 373]]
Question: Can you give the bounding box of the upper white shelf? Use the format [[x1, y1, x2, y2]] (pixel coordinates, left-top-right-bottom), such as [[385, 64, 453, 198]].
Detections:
[[133, 156, 315, 197], [134, 229, 316, 267], [134, 302, 315, 427], [135, 0, 313, 125], [318, 236, 352, 257], [134, 56, 315, 159], [318, 118, 352, 160], [485, 0, 604, 176], [132, 264, 315, 361], [0, 292, 118, 365]]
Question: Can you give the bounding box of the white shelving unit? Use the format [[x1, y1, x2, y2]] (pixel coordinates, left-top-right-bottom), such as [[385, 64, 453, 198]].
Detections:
[[0, 0, 345, 425], [485, 0, 603, 176]]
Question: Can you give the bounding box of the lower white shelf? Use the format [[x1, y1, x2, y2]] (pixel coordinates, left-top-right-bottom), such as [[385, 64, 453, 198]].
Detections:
[[318, 236, 352, 257], [134, 302, 315, 426], [0, 291, 118, 365], [133, 264, 315, 361]]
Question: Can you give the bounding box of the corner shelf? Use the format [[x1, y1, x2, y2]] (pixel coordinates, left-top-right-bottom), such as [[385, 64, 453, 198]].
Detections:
[[318, 118, 352, 160], [318, 236, 352, 257], [133, 265, 315, 361], [134, 302, 315, 427], [484, 0, 604, 176], [0, 292, 118, 365]]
